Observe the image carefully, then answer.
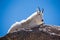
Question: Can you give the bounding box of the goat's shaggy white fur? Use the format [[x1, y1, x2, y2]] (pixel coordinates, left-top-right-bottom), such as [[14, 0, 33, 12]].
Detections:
[[8, 10, 44, 33]]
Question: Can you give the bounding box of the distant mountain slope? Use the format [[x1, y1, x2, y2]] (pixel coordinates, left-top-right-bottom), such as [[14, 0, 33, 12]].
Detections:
[[0, 24, 60, 40]]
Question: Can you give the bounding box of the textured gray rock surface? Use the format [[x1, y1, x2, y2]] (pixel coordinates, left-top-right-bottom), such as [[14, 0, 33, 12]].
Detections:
[[0, 24, 60, 40]]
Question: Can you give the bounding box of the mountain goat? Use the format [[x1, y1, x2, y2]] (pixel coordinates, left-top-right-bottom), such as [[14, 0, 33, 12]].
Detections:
[[8, 8, 44, 33]]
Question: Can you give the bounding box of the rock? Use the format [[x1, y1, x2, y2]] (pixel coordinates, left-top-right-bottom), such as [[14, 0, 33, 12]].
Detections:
[[0, 24, 60, 40]]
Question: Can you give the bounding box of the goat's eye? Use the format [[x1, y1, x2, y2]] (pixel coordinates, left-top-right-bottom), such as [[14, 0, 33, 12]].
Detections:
[[38, 13, 40, 15]]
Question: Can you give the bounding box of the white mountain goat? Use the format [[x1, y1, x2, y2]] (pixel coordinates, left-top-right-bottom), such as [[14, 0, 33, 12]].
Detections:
[[8, 8, 44, 33]]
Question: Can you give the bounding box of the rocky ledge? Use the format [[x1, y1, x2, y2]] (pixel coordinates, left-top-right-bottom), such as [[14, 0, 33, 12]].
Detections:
[[0, 24, 60, 40]]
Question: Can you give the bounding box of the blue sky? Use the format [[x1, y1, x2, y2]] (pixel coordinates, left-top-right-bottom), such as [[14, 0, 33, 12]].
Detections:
[[0, 0, 60, 37]]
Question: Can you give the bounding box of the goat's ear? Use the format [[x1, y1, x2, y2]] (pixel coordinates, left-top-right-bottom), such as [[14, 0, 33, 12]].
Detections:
[[41, 8, 44, 13]]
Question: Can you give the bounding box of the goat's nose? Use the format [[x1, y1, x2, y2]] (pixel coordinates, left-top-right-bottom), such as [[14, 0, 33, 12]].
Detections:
[[42, 19, 44, 21]]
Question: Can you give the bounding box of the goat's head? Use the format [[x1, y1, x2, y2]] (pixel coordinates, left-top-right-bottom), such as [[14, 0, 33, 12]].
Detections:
[[31, 8, 44, 25]]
